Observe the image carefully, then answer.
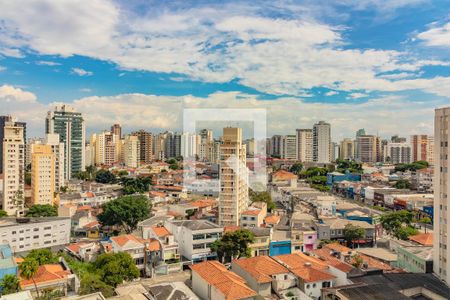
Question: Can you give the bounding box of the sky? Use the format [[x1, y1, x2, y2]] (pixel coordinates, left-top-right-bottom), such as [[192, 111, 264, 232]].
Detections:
[[0, 0, 449, 140]]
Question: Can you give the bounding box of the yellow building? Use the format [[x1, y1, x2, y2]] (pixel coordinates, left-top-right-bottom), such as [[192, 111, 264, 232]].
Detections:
[[31, 144, 55, 205]]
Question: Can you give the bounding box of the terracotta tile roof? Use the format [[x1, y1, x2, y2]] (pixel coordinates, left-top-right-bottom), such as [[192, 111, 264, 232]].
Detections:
[[76, 205, 92, 212], [311, 248, 354, 273], [149, 191, 166, 198], [241, 209, 261, 216], [153, 185, 183, 191], [324, 243, 352, 254], [264, 215, 280, 225], [20, 264, 71, 288], [409, 233, 433, 246], [233, 256, 288, 283], [189, 199, 217, 208], [275, 252, 329, 271], [151, 226, 171, 237], [224, 226, 240, 233], [191, 261, 257, 300], [148, 239, 161, 251], [83, 220, 100, 229], [272, 170, 297, 180], [290, 265, 335, 283], [85, 191, 95, 198], [357, 253, 393, 271], [15, 257, 24, 264]]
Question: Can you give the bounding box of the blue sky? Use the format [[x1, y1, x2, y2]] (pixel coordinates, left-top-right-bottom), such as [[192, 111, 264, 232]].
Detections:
[[0, 0, 449, 139]]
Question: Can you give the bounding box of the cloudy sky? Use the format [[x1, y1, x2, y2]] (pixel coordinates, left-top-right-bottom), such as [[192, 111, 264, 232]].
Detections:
[[0, 0, 449, 140]]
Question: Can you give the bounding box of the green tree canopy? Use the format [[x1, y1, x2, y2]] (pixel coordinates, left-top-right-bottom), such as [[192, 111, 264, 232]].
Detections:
[[379, 210, 416, 240], [0, 274, 20, 295], [25, 249, 58, 265], [211, 229, 255, 263], [97, 195, 151, 233], [93, 252, 140, 287], [19, 258, 40, 297], [26, 204, 57, 217], [120, 177, 152, 195], [300, 167, 328, 178], [343, 224, 365, 248], [0, 210, 8, 218], [395, 161, 429, 172], [95, 169, 117, 184], [335, 159, 363, 174], [289, 163, 303, 175], [249, 190, 275, 211], [79, 273, 114, 297], [394, 179, 411, 189]]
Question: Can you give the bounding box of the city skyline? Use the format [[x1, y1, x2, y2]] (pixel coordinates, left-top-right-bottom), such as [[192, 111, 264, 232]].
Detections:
[[0, 0, 449, 138]]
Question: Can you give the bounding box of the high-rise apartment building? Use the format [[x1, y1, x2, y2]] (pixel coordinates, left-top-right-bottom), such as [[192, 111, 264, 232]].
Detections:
[[1, 118, 25, 216], [132, 130, 153, 163], [281, 135, 297, 160], [31, 144, 55, 206], [44, 134, 65, 191], [313, 121, 331, 163], [123, 135, 140, 168], [94, 131, 118, 166], [181, 133, 198, 159], [0, 116, 26, 174], [219, 128, 249, 226], [331, 142, 339, 162], [165, 132, 181, 159], [339, 138, 355, 160], [111, 124, 122, 140], [269, 135, 282, 157], [355, 128, 366, 160], [296, 129, 313, 162], [411, 135, 434, 165], [46, 105, 85, 179], [384, 142, 411, 164], [434, 107, 450, 284], [199, 129, 213, 161], [357, 135, 381, 163]]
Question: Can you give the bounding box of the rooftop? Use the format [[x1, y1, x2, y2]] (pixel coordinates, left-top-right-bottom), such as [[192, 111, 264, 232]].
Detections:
[[171, 220, 222, 231], [409, 233, 433, 246], [232, 256, 289, 283], [0, 217, 70, 228]]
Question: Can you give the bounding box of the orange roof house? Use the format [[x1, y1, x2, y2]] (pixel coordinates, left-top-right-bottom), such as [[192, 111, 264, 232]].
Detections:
[[272, 170, 297, 182], [19, 263, 73, 294], [232, 256, 289, 283], [151, 226, 171, 238], [191, 261, 257, 300], [409, 233, 433, 246]]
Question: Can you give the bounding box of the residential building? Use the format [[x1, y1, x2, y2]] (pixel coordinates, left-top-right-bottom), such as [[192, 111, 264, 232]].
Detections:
[[0, 116, 26, 174], [290, 212, 317, 253], [0, 217, 70, 253], [232, 256, 295, 298], [296, 129, 313, 162], [153, 132, 166, 161], [313, 121, 331, 163], [94, 131, 118, 166], [281, 135, 297, 160], [316, 218, 374, 246], [146, 225, 180, 263], [45, 133, 65, 191], [356, 135, 381, 163], [219, 127, 249, 226], [198, 129, 213, 161], [269, 135, 283, 157], [411, 134, 434, 164], [1, 117, 25, 216], [123, 134, 140, 168], [240, 205, 266, 228], [331, 142, 339, 162], [181, 132, 198, 159], [397, 245, 433, 273], [46, 105, 85, 179], [164, 220, 223, 262], [191, 260, 257, 300], [384, 142, 412, 164], [65, 242, 100, 262], [111, 123, 122, 139], [132, 130, 153, 163], [147, 282, 200, 300], [339, 138, 355, 160], [0, 244, 18, 281], [434, 107, 450, 284], [165, 132, 181, 158], [31, 144, 55, 205], [25, 137, 44, 168]]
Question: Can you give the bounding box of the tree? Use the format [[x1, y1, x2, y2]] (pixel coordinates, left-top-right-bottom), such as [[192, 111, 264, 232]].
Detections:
[[79, 273, 114, 297], [249, 190, 275, 211], [120, 177, 152, 194], [394, 179, 411, 189], [25, 172, 32, 185], [394, 225, 418, 240], [211, 229, 255, 263], [169, 164, 178, 170], [0, 210, 7, 218], [26, 205, 57, 217], [117, 170, 128, 177], [26, 249, 57, 265], [0, 274, 20, 295], [289, 163, 303, 175], [93, 252, 140, 287], [19, 258, 40, 297], [351, 254, 364, 268], [95, 169, 116, 184], [97, 195, 151, 233], [335, 159, 363, 174], [343, 224, 365, 248], [379, 210, 416, 240]]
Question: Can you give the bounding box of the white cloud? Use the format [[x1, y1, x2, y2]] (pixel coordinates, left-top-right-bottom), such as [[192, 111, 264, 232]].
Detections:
[[0, 0, 448, 97], [71, 68, 93, 76], [0, 66, 6, 71], [378, 72, 418, 80], [325, 91, 339, 96], [417, 21, 450, 47], [348, 92, 368, 99], [0, 85, 37, 102], [36, 60, 61, 66]]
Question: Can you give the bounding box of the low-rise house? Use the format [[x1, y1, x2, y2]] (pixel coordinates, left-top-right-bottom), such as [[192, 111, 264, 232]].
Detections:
[[191, 261, 257, 300], [411, 168, 433, 193], [165, 220, 223, 262], [290, 212, 317, 253], [147, 282, 200, 300], [397, 245, 433, 273], [274, 253, 335, 299], [65, 242, 99, 262], [19, 261, 79, 297], [264, 215, 280, 227], [0, 244, 18, 281], [316, 218, 374, 247], [232, 256, 296, 297], [240, 208, 265, 228], [224, 226, 271, 257], [147, 225, 180, 263], [271, 170, 297, 186]]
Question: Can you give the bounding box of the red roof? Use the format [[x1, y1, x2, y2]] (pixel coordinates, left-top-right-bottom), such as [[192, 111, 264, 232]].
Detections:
[[232, 256, 288, 283], [409, 233, 433, 246], [151, 226, 171, 237], [241, 209, 261, 216], [20, 264, 71, 288]]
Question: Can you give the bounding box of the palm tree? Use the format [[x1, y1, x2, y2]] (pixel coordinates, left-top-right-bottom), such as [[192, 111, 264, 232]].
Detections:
[[0, 274, 20, 295], [19, 258, 39, 297]]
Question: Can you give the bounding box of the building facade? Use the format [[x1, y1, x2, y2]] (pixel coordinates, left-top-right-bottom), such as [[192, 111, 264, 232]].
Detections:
[[411, 134, 434, 165], [132, 130, 153, 164], [339, 138, 355, 160], [433, 107, 450, 284], [123, 135, 140, 168], [31, 144, 55, 206], [356, 135, 381, 163], [281, 135, 297, 160], [384, 142, 412, 164], [296, 129, 313, 162], [46, 105, 85, 179], [219, 127, 249, 226], [313, 121, 331, 163]]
